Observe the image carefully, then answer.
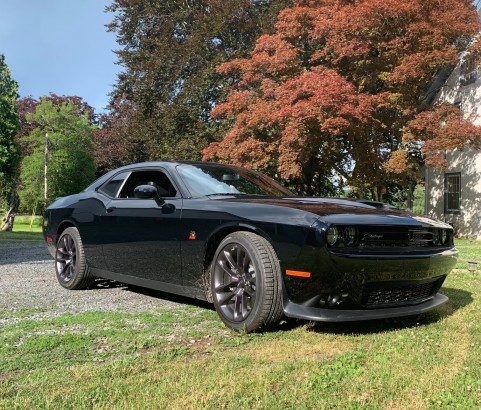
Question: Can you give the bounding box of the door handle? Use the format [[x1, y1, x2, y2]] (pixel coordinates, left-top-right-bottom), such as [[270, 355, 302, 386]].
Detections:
[[106, 206, 116, 213]]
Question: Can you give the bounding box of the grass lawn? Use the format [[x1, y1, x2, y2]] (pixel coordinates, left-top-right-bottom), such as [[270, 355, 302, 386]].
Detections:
[[0, 215, 43, 240], [0, 228, 42, 242], [0, 239, 480, 408], [0, 215, 42, 241]]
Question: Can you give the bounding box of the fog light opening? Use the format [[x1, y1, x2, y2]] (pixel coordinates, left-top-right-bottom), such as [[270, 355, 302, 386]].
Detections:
[[320, 292, 349, 308]]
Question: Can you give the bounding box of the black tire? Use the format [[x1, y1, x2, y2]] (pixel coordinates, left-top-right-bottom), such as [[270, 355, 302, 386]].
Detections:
[[211, 232, 283, 333], [55, 227, 94, 290]]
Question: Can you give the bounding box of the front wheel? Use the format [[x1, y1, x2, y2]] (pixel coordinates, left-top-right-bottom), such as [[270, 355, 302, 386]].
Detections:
[[211, 232, 283, 333], [55, 227, 94, 290]]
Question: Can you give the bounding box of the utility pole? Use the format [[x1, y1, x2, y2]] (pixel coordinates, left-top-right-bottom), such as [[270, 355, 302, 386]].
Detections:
[[44, 133, 49, 210]]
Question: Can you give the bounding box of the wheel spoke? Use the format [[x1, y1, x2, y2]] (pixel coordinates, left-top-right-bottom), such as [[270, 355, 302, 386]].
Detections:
[[56, 254, 69, 263], [233, 290, 249, 320], [218, 291, 236, 306], [63, 236, 71, 252], [217, 260, 238, 280], [59, 260, 71, 278], [57, 247, 69, 257], [215, 279, 239, 292], [223, 249, 238, 271]]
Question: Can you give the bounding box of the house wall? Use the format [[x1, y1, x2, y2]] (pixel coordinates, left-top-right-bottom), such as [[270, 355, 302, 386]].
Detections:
[[426, 58, 481, 239], [426, 149, 481, 239], [435, 64, 481, 125]]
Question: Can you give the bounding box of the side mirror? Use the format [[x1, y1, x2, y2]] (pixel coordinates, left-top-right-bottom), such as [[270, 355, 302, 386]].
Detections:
[[133, 184, 158, 199]]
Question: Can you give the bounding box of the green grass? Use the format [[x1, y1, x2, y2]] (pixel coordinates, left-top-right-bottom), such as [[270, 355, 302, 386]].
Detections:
[[454, 239, 481, 269], [14, 215, 43, 226], [0, 241, 480, 408], [0, 230, 42, 241], [0, 215, 43, 240], [13, 214, 43, 234]]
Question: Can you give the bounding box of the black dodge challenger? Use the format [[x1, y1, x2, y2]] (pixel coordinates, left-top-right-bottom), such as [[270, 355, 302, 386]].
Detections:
[[43, 161, 458, 332]]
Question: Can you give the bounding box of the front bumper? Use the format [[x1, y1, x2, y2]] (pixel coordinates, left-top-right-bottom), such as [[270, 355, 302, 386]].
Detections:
[[283, 293, 448, 322], [284, 246, 458, 304]]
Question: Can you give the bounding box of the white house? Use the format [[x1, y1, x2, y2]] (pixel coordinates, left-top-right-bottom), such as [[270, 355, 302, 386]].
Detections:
[[425, 52, 481, 239]]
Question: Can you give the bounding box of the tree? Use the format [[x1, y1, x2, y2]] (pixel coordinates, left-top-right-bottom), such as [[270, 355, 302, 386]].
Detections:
[[203, 0, 481, 198], [16, 94, 96, 160], [104, 0, 290, 169], [19, 99, 96, 213], [94, 97, 136, 176], [0, 54, 20, 230]]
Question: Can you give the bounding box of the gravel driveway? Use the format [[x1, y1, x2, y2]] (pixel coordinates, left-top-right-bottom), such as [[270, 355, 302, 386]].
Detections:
[[0, 240, 184, 324]]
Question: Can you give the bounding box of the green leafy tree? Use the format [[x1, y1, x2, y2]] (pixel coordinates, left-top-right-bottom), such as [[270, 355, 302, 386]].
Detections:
[[19, 99, 96, 213], [103, 0, 290, 167], [0, 54, 20, 226]]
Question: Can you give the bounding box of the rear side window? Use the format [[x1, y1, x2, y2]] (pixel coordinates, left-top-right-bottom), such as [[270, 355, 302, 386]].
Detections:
[[98, 172, 130, 198]]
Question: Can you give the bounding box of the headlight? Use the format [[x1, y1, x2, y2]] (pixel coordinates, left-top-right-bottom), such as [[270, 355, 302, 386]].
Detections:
[[432, 229, 440, 245], [326, 227, 339, 246], [344, 227, 357, 246]]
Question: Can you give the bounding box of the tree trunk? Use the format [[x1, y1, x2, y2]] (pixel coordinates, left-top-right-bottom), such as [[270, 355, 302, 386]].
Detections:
[[1, 192, 19, 232]]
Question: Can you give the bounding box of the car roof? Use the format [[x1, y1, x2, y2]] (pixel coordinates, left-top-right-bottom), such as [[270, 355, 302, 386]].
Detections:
[[83, 160, 242, 192]]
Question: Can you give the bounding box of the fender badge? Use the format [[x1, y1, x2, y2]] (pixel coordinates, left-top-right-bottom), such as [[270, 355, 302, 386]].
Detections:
[[189, 231, 197, 240]]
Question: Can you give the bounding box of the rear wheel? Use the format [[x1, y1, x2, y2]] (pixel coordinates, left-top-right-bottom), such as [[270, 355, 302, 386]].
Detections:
[[55, 227, 94, 290], [211, 232, 283, 333]]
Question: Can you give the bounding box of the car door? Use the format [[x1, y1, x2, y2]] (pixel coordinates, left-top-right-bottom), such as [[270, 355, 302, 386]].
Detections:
[[99, 168, 183, 284]]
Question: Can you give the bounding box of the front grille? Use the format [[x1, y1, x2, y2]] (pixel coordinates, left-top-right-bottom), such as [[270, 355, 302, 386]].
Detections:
[[362, 276, 446, 308], [360, 229, 434, 248]]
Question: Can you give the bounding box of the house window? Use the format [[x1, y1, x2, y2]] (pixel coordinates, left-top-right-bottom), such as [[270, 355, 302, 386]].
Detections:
[[444, 173, 461, 213]]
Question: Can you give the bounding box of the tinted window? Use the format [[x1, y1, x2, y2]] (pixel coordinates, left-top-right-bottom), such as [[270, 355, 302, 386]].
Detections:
[[98, 172, 130, 198]]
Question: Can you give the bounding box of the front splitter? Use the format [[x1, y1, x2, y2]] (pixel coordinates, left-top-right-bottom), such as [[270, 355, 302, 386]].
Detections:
[[283, 293, 448, 322]]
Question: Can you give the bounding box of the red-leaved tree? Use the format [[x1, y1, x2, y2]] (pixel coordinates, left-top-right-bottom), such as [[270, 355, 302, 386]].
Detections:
[[204, 0, 481, 197]]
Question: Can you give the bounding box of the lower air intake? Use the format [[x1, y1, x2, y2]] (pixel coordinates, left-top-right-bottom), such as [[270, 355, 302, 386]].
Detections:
[[362, 276, 446, 308]]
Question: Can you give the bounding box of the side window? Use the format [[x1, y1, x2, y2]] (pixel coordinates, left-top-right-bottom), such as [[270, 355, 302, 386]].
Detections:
[[98, 171, 130, 198], [444, 173, 461, 213], [118, 170, 178, 199]]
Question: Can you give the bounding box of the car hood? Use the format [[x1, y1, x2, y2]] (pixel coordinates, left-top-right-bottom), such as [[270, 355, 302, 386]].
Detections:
[[214, 196, 452, 229]]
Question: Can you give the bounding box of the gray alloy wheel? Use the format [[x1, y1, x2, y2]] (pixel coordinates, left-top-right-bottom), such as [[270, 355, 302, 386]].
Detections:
[[55, 227, 94, 290], [211, 231, 284, 333]]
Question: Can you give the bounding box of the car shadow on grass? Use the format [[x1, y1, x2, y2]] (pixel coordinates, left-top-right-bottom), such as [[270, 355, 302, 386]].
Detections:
[[128, 285, 215, 310], [90, 279, 215, 312], [88, 279, 471, 335]]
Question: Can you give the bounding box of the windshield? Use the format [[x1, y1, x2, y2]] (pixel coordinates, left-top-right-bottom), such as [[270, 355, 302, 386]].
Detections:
[[176, 163, 293, 197]]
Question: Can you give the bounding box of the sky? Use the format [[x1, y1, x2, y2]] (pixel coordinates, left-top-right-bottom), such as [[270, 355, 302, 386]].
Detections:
[[0, 0, 119, 112]]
